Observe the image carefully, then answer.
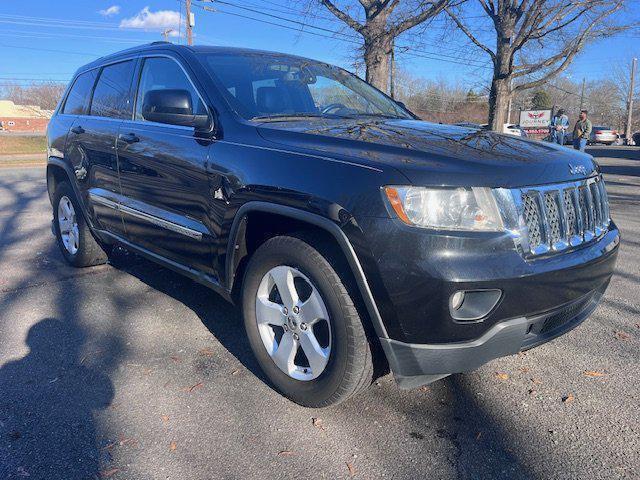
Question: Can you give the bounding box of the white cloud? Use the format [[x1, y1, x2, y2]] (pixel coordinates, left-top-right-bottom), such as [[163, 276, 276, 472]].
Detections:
[[119, 7, 180, 34], [98, 5, 120, 17]]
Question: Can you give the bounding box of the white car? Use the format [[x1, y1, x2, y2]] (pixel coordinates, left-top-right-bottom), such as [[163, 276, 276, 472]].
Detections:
[[593, 126, 618, 145], [502, 124, 527, 137]]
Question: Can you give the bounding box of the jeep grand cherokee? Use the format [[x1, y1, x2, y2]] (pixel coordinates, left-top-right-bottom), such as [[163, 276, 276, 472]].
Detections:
[[46, 43, 619, 407]]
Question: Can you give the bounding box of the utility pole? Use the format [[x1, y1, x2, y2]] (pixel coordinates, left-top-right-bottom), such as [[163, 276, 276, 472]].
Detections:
[[185, 0, 194, 46], [506, 78, 513, 124], [579, 78, 586, 110], [389, 39, 395, 99], [625, 57, 637, 144]]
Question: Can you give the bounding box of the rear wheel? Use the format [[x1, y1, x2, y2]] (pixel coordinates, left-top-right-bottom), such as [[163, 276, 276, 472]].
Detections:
[[52, 182, 110, 267], [242, 235, 374, 407]]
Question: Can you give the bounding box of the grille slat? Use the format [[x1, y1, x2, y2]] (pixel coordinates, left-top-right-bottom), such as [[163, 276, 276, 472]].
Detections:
[[522, 195, 542, 250], [562, 189, 577, 238], [519, 176, 610, 257], [543, 191, 562, 246]]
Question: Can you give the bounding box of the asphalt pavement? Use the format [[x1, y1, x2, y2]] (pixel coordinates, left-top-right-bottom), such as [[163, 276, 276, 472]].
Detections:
[[0, 146, 638, 480]]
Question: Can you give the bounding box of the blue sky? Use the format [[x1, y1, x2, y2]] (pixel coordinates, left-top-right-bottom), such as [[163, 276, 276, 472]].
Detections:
[[0, 0, 638, 90]]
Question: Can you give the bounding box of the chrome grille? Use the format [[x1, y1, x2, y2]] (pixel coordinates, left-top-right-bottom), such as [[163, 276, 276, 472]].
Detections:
[[515, 176, 610, 257]]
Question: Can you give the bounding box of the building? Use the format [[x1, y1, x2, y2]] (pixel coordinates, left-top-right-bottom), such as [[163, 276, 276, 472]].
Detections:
[[0, 100, 53, 132]]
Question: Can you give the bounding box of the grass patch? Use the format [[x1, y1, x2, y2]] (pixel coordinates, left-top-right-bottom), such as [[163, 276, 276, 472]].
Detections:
[[0, 136, 47, 155]]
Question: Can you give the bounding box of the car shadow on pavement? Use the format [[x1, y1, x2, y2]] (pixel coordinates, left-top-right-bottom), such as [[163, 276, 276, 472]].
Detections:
[[111, 250, 539, 479], [108, 250, 271, 385], [0, 318, 115, 480]]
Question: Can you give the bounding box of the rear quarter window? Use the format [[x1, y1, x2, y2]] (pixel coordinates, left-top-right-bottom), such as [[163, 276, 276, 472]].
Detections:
[[62, 70, 98, 115], [90, 60, 136, 119]]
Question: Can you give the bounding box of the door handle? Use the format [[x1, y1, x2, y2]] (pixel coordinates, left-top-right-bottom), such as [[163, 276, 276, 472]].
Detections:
[[118, 133, 140, 144], [70, 125, 85, 134]]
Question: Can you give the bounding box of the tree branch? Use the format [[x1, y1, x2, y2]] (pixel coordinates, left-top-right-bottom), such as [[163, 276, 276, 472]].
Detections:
[[392, 1, 450, 35], [319, 0, 364, 32], [513, 4, 625, 91], [445, 6, 496, 63]]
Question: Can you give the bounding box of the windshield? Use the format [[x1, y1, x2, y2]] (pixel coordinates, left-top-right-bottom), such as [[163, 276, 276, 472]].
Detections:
[[197, 52, 412, 121]]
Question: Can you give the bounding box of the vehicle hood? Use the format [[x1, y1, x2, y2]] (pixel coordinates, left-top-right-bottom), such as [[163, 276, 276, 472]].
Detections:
[[256, 118, 599, 188]]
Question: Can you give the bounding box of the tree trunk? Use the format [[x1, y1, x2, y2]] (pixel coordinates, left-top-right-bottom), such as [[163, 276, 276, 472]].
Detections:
[[364, 34, 392, 94], [488, 36, 513, 132], [488, 76, 511, 131]]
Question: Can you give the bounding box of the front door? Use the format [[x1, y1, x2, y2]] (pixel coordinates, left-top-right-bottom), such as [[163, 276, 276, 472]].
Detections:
[[116, 55, 215, 276]]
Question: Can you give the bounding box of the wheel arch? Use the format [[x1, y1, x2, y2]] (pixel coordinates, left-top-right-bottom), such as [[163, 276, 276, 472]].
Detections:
[[47, 157, 97, 230], [226, 202, 389, 340]]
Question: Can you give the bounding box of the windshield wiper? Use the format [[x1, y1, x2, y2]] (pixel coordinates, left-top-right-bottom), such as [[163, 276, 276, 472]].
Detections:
[[346, 113, 404, 119], [251, 113, 326, 121]]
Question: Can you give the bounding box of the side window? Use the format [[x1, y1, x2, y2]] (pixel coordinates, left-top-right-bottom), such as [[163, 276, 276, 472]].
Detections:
[[135, 57, 206, 122], [90, 60, 135, 119], [62, 70, 98, 115]]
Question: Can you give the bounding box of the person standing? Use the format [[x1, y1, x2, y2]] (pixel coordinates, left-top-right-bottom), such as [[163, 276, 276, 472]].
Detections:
[[549, 108, 569, 145], [572, 109, 592, 151]]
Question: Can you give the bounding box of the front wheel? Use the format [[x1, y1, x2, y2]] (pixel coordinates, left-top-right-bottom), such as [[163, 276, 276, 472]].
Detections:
[[242, 235, 374, 407]]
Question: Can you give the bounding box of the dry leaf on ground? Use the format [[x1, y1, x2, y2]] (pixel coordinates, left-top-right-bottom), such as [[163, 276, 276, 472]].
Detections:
[[198, 348, 214, 357], [614, 331, 630, 340], [495, 372, 509, 380], [277, 450, 294, 456], [346, 462, 356, 477], [183, 382, 203, 393], [562, 393, 575, 403], [584, 370, 605, 377], [100, 468, 120, 478], [161, 415, 170, 424], [118, 434, 137, 447], [312, 417, 325, 431], [169, 441, 177, 451]]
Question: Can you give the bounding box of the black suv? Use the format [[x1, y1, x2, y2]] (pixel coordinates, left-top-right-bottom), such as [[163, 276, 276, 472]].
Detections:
[[47, 43, 619, 407]]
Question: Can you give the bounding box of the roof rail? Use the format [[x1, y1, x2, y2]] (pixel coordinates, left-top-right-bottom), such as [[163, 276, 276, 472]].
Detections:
[[149, 41, 171, 45]]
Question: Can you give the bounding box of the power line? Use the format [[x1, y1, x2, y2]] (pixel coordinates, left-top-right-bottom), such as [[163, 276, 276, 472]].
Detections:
[[0, 43, 99, 57], [200, 0, 487, 60], [194, 1, 491, 69]]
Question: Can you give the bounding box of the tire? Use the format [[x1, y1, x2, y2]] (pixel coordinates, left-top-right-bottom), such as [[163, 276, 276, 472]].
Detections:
[[242, 235, 374, 407], [52, 181, 110, 267]]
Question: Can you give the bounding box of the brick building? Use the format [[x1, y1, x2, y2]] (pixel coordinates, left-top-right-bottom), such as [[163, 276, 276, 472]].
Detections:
[[0, 100, 53, 132]]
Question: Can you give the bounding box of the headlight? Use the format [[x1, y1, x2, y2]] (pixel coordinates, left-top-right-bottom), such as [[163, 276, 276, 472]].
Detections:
[[383, 186, 504, 231]]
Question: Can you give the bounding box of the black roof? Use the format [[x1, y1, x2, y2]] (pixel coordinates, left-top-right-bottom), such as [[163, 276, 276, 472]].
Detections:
[[77, 42, 318, 73]]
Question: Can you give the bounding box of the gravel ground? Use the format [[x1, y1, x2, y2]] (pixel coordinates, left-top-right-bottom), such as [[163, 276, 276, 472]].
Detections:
[[0, 146, 638, 480]]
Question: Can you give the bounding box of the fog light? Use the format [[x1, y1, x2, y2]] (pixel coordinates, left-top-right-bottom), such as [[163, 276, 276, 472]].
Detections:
[[451, 291, 465, 310], [449, 289, 502, 322]]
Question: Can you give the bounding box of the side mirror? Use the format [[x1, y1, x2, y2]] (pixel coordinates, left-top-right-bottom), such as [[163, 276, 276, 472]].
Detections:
[[142, 89, 210, 130]]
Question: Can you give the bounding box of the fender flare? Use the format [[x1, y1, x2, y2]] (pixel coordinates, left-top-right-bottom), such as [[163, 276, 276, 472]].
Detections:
[[47, 156, 97, 230], [225, 201, 389, 339]]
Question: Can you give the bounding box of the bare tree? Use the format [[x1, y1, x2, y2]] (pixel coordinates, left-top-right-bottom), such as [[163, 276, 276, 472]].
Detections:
[[446, 0, 632, 131], [316, 1, 450, 93], [1, 82, 66, 112]]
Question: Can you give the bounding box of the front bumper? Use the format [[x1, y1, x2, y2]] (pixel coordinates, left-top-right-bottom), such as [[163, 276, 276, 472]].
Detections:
[[381, 284, 606, 389], [354, 216, 619, 388]]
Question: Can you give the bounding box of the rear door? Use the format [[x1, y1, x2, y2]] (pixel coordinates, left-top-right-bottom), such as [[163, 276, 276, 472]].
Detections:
[[116, 55, 215, 275], [64, 59, 137, 236]]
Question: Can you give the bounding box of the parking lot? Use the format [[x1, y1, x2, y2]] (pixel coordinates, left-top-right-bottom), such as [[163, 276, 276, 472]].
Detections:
[[0, 146, 638, 480]]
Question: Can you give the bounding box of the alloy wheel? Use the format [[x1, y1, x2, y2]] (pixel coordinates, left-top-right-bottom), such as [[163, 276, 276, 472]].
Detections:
[[58, 195, 79, 255], [255, 265, 332, 381]]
